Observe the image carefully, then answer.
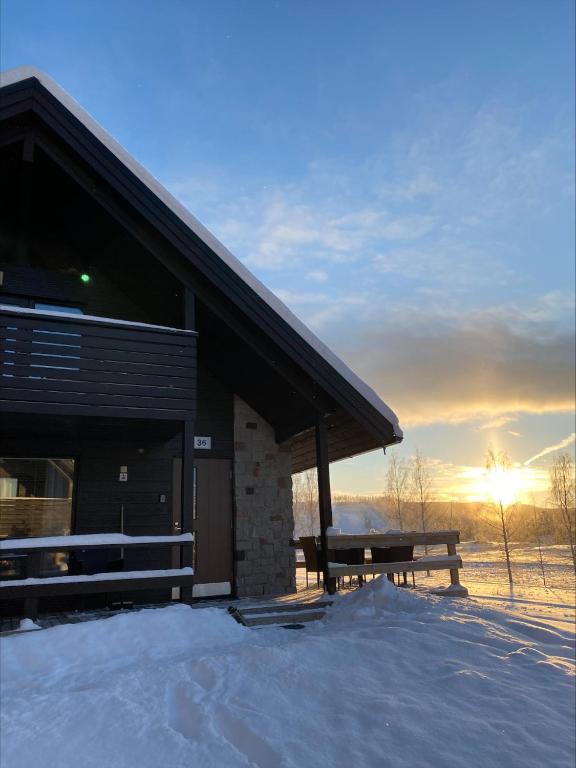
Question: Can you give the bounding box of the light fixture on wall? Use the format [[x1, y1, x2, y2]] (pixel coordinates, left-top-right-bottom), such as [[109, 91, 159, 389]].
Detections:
[[80, 273, 91, 284]]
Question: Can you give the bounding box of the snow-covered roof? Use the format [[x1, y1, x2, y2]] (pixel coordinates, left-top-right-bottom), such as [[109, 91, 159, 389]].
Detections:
[[0, 66, 402, 440]]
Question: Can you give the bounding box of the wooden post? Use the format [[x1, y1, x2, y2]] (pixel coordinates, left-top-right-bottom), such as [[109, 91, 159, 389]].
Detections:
[[315, 417, 337, 595], [447, 542, 460, 586], [17, 132, 35, 264], [23, 550, 40, 620], [180, 287, 196, 602]]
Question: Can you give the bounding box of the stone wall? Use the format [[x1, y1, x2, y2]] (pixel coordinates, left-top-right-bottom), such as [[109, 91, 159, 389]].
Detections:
[[233, 397, 296, 597]]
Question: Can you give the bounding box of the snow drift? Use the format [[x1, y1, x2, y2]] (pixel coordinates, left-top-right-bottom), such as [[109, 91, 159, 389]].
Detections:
[[1, 584, 574, 768]]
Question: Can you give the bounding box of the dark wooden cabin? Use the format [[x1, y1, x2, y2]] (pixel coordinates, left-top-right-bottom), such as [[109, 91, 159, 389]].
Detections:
[[0, 67, 402, 614]]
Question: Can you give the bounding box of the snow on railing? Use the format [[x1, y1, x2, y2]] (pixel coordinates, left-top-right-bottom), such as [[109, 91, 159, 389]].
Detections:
[[0, 533, 194, 551]]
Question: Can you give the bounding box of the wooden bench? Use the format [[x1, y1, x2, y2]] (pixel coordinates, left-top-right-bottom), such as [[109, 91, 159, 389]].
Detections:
[[0, 533, 195, 618], [326, 530, 468, 597]]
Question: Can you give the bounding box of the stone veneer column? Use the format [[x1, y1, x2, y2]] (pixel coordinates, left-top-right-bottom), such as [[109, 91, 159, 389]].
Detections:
[[233, 396, 296, 597]]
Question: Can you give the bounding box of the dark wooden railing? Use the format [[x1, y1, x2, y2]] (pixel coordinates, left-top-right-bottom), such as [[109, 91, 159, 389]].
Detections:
[[0, 533, 195, 619], [0, 306, 197, 419]]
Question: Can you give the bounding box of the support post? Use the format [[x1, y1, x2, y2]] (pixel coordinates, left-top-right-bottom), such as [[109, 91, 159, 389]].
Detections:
[[446, 542, 469, 596], [180, 420, 195, 602], [17, 132, 35, 264], [315, 417, 336, 595], [447, 542, 461, 586], [180, 287, 196, 602]]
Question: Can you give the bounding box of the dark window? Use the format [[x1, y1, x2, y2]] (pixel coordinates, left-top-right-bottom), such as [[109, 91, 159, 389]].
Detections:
[[0, 458, 75, 577]]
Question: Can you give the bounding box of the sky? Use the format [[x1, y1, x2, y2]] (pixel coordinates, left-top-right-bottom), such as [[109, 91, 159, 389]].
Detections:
[[1, 0, 574, 502]]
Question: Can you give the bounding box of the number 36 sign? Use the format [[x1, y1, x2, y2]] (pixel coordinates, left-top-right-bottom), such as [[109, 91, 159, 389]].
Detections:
[[194, 436, 212, 449]]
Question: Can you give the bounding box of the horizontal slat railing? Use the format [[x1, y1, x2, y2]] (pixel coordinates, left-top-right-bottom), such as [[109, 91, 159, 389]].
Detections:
[[0, 306, 197, 419], [328, 556, 462, 578], [326, 530, 460, 549], [0, 569, 195, 599], [0, 533, 195, 612], [0, 532, 194, 553], [324, 530, 468, 596]]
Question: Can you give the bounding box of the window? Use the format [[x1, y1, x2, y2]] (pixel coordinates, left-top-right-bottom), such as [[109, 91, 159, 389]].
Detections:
[[0, 458, 75, 577]]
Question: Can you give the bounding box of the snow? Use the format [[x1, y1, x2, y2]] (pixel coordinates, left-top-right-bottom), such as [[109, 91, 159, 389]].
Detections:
[[0, 567, 194, 588], [0, 302, 197, 335], [0, 532, 194, 550], [333, 503, 392, 533], [16, 619, 41, 632], [1, 581, 573, 768], [416, 554, 460, 563], [0, 66, 402, 441]]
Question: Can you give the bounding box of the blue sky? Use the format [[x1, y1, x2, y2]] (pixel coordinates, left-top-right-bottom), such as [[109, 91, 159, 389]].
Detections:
[[2, 0, 574, 498]]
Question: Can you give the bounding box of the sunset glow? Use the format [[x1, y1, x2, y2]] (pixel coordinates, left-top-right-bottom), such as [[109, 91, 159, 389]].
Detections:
[[435, 464, 547, 505]]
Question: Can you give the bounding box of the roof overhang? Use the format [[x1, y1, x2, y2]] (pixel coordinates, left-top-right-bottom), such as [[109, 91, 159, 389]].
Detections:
[[0, 66, 403, 471]]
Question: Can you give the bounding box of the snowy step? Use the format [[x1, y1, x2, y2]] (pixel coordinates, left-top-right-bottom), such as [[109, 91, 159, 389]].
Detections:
[[236, 600, 333, 616], [230, 601, 331, 628], [238, 610, 327, 627]]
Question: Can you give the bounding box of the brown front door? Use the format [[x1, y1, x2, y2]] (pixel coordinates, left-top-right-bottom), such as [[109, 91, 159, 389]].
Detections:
[[193, 458, 233, 595]]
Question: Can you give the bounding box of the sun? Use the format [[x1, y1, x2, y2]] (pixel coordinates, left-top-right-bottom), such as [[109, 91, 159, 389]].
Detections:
[[457, 462, 537, 505], [484, 464, 521, 507]]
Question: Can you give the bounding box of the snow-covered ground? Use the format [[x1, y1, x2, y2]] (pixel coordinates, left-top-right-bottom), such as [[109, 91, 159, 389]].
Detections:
[[1, 574, 574, 768]]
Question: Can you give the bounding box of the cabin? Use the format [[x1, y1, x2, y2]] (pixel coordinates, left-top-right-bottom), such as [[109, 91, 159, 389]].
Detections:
[[0, 67, 402, 616]]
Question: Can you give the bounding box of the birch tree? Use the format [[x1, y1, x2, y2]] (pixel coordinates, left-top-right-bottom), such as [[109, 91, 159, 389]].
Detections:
[[386, 454, 408, 530], [409, 451, 434, 558], [531, 494, 547, 587], [549, 453, 576, 574], [485, 448, 516, 586], [292, 469, 318, 537]]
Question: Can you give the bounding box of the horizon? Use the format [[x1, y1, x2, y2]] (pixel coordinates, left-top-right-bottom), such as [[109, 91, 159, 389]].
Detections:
[[1, 0, 574, 503]]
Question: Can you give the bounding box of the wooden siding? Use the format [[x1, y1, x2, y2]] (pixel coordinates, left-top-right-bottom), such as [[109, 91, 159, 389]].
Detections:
[[0, 306, 197, 420]]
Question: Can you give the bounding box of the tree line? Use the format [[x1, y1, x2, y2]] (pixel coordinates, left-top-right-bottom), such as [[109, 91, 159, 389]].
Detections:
[[292, 451, 576, 583]]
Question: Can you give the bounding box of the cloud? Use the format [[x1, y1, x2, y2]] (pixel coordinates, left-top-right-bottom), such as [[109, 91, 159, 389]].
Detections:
[[524, 433, 576, 466], [325, 297, 575, 428], [306, 270, 328, 283], [478, 416, 518, 430], [163, 91, 573, 433], [272, 289, 328, 305]]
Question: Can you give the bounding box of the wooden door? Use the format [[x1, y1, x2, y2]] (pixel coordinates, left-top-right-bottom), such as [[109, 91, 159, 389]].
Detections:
[[193, 458, 233, 596]]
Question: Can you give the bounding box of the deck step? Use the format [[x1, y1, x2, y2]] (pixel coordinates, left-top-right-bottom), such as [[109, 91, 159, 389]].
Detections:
[[229, 601, 331, 628]]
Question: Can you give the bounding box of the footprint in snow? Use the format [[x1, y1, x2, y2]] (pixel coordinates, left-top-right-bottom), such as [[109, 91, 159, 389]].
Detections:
[[217, 706, 286, 768], [166, 681, 206, 742]]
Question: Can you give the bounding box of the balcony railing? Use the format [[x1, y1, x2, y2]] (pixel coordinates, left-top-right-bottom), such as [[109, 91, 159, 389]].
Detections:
[[0, 305, 196, 420]]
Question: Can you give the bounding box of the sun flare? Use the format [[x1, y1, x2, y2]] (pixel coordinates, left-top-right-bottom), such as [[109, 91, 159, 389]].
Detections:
[[447, 463, 546, 504], [483, 465, 521, 507]]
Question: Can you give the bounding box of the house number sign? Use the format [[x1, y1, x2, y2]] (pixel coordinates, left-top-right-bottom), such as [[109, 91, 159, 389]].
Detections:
[[194, 436, 212, 449]]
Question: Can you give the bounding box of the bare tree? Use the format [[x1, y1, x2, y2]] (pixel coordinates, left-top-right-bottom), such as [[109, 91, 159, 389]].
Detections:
[[292, 469, 318, 537], [386, 454, 408, 530], [409, 452, 434, 569], [530, 494, 547, 587], [549, 453, 576, 574], [484, 448, 516, 586]]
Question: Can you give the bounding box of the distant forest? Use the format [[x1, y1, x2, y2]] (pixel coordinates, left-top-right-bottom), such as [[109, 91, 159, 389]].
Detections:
[[293, 472, 575, 545]]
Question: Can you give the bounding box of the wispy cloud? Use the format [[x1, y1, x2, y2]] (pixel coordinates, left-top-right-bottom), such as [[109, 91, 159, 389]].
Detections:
[[478, 416, 518, 430], [524, 433, 576, 466], [306, 270, 328, 283]]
